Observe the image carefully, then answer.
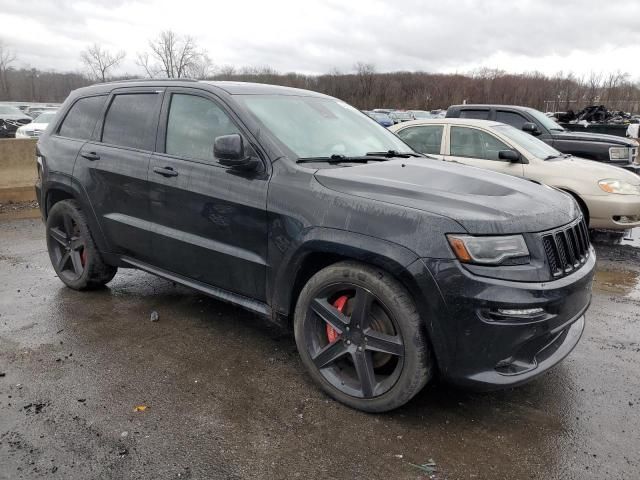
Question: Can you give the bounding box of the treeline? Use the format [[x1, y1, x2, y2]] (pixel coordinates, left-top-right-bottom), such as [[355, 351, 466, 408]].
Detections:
[[3, 66, 640, 113], [2, 32, 639, 112]]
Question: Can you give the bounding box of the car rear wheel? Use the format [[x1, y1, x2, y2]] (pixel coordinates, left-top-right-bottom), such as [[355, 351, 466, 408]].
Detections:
[[294, 261, 433, 412], [46, 199, 117, 290]]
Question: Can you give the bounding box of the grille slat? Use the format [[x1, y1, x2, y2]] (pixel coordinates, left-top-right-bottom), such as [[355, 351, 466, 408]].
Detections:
[[542, 218, 591, 278]]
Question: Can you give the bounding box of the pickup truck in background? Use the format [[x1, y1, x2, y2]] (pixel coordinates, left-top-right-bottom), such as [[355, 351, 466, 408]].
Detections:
[[446, 104, 640, 175]]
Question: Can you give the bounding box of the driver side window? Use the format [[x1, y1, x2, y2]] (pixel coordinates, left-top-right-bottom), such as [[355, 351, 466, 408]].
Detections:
[[166, 93, 241, 162], [450, 127, 510, 161]]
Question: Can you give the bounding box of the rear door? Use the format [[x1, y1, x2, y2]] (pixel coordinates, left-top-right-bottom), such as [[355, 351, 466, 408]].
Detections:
[[76, 87, 163, 262], [147, 88, 269, 300], [444, 125, 524, 177]]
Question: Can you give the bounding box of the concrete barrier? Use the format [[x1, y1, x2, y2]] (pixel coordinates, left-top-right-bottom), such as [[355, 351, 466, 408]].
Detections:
[[0, 138, 38, 203]]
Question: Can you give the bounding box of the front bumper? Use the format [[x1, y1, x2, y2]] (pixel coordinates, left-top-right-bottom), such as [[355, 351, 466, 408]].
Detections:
[[583, 193, 640, 230], [413, 250, 595, 390]]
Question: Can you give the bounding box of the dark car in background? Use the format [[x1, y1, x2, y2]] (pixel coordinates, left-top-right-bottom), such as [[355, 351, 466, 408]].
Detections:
[[364, 110, 394, 127], [0, 105, 33, 138], [36, 80, 594, 412], [446, 104, 640, 174]]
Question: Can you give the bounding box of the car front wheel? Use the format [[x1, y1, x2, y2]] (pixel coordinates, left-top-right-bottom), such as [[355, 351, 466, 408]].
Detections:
[[294, 261, 433, 412]]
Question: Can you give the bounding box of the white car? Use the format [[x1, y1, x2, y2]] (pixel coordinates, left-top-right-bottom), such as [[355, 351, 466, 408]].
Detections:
[[390, 118, 640, 231], [15, 111, 58, 139]]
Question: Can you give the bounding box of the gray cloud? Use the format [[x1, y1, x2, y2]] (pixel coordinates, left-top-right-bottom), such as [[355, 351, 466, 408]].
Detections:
[[1, 0, 638, 77]]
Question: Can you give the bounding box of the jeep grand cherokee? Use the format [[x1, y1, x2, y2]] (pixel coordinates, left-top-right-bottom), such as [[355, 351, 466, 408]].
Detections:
[[36, 80, 595, 412]]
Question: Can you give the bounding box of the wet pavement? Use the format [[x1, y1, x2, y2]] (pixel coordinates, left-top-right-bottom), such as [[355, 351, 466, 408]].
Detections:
[[1, 219, 639, 480]]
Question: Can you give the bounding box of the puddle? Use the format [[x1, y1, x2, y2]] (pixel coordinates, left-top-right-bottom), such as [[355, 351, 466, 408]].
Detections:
[[593, 268, 640, 299]]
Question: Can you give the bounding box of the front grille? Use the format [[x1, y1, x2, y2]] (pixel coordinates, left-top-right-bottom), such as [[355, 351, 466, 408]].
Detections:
[[541, 218, 590, 278]]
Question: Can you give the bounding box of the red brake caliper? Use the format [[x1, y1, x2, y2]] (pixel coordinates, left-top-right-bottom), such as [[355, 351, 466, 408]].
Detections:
[[327, 295, 349, 343], [80, 249, 88, 267]]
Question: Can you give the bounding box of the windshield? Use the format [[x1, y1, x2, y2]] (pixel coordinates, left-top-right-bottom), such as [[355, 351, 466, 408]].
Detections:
[[391, 111, 413, 120], [237, 95, 413, 158], [494, 124, 563, 159], [0, 106, 24, 115], [525, 108, 565, 132], [33, 112, 56, 123]]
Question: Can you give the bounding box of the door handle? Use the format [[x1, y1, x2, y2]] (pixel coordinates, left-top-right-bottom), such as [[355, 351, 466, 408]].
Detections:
[[153, 166, 179, 177], [80, 151, 100, 161]]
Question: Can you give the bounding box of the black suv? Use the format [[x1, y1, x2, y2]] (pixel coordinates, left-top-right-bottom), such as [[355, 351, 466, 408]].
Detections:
[[36, 81, 595, 412], [0, 104, 32, 138], [446, 104, 640, 174]]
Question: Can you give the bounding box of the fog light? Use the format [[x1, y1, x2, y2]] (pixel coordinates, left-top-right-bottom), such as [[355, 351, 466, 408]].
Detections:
[[497, 308, 545, 316], [613, 215, 640, 224]]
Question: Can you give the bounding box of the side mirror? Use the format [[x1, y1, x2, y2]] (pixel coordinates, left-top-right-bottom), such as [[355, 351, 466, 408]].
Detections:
[[214, 134, 258, 171], [498, 150, 522, 163], [522, 122, 540, 135]]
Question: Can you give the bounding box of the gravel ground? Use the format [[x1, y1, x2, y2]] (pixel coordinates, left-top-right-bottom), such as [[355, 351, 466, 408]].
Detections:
[[1, 219, 639, 480]]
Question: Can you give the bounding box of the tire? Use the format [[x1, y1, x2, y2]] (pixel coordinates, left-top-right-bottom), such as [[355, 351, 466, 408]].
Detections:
[[294, 261, 433, 412], [46, 199, 117, 290]]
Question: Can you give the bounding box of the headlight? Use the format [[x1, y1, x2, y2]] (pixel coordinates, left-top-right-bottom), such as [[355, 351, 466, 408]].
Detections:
[[447, 234, 529, 265], [598, 179, 640, 195], [609, 147, 630, 160]]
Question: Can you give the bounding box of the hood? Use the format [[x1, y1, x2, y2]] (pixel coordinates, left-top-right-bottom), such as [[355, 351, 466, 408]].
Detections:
[[18, 122, 47, 130], [554, 129, 637, 147], [314, 158, 578, 235], [1, 114, 32, 122], [553, 157, 640, 184]]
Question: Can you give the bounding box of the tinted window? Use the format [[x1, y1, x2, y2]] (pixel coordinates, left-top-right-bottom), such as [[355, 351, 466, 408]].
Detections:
[[459, 109, 490, 120], [450, 126, 510, 161], [397, 125, 443, 155], [102, 93, 160, 150], [166, 94, 240, 162], [59, 96, 106, 140], [496, 111, 528, 129]]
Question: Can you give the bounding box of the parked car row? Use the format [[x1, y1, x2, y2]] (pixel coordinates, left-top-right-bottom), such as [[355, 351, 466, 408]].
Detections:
[[37, 80, 599, 413], [0, 102, 58, 138], [391, 118, 640, 231]]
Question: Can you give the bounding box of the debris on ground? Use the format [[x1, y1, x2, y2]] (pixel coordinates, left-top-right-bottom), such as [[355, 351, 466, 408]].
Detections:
[[0, 200, 39, 215], [150, 311, 159, 322], [409, 459, 437, 475], [134, 405, 149, 412]]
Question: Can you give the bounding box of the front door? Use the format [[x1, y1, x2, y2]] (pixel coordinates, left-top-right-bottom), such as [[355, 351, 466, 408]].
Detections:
[[444, 125, 524, 177], [147, 89, 269, 301], [76, 88, 163, 262]]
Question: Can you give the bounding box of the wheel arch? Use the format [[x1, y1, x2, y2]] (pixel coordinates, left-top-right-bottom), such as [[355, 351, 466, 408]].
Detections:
[[43, 178, 111, 255]]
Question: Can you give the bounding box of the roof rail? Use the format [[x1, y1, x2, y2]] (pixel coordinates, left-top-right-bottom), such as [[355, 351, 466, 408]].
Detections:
[[96, 78, 200, 85]]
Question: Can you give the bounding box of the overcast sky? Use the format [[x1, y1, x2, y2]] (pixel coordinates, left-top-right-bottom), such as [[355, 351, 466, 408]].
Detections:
[[1, 0, 639, 79]]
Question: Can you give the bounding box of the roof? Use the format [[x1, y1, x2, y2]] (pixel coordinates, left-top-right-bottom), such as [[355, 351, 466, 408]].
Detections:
[[200, 81, 329, 97], [449, 104, 535, 111], [70, 79, 331, 99], [390, 118, 504, 129]]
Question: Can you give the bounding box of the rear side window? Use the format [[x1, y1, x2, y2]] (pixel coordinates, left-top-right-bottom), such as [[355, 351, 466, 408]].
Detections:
[[397, 125, 443, 155], [165, 94, 240, 162], [102, 93, 160, 150], [496, 111, 528, 129], [58, 95, 106, 140], [459, 109, 490, 120]]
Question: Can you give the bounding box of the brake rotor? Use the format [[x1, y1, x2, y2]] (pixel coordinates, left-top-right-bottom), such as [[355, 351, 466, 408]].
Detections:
[[328, 293, 395, 369]]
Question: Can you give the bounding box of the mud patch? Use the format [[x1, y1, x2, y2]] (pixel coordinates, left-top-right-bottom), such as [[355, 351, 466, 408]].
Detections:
[[593, 268, 640, 300]]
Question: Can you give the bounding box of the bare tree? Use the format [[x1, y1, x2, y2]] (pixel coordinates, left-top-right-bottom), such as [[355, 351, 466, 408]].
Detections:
[[0, 39, 17, 100], [80, 43, 125, 82], [141, 30, 207, 78]]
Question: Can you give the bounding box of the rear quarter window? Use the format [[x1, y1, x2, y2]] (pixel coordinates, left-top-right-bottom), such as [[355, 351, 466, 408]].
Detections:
[[58, 95, 106, 140], [101, 93, 161, 150]]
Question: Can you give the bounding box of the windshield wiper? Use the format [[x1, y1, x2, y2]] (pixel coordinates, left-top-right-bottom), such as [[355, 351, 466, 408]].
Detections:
[[365, 150, 424, 158], [296, 154, 391, 164], [544, 154, 561, 160]]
